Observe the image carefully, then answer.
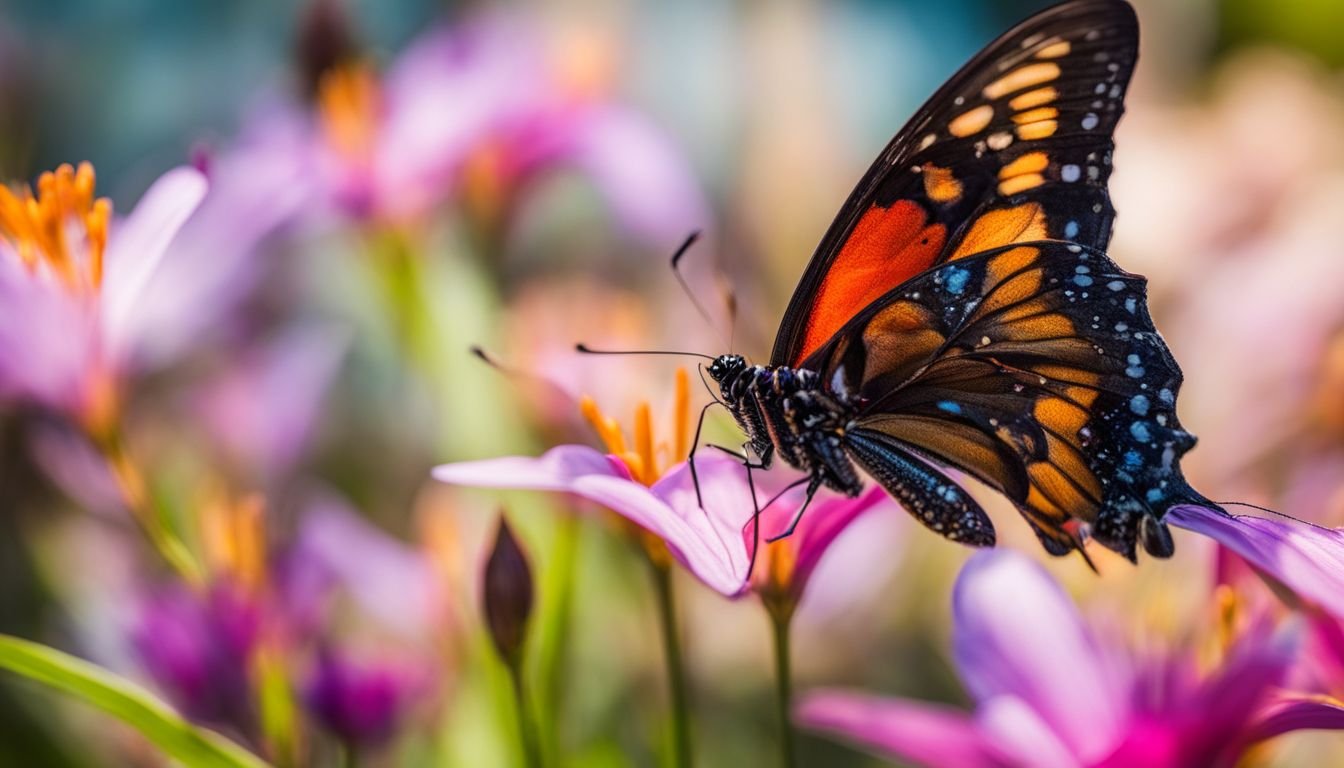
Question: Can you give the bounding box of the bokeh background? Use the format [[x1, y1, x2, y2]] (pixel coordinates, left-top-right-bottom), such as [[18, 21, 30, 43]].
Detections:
[[2, 0, 1343, 765]]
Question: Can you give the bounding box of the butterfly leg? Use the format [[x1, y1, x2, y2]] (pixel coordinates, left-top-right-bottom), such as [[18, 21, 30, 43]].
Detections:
[[687, 400, 724, 509], [765, 476, 822, 543]]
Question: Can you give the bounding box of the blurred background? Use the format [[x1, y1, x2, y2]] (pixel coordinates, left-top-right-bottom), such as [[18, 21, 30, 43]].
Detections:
[[2, 0, 1343, 765]]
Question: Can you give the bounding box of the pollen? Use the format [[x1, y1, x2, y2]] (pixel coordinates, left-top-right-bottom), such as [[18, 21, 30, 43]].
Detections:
[[0, 162, 112, 292], [580, 367, 694, 486]]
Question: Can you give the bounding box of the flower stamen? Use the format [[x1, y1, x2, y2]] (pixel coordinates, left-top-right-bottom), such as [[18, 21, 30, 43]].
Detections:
[[580, 368, 694, 486], [318, 61, 380, 163], [0, 162, 112, 293]]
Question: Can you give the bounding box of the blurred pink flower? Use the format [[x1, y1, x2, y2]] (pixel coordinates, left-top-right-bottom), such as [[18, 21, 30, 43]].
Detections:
[[0, 164, 206, 435], [194, 326, 349, 484], [433, 445, 888, 600], [799, 550, 1344, 768], [262, 11, 706, 244]]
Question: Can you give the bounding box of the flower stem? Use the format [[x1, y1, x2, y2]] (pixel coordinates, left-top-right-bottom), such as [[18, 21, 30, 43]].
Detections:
[[508, 661, 543, 768], [98, 430, 203, 587], [649, 560, 692, 768], [769, 607, 797, 768]]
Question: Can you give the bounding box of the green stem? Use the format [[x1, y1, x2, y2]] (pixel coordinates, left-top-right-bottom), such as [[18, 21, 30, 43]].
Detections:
[[649, 561, 692, 768], [537, 514, 580, 762], [98, 429, 202, 586], [508, 662, 543, 768], [769, 607, 797, 768]]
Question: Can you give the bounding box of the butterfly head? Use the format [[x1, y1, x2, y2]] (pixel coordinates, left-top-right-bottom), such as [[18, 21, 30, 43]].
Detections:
[[707, 354, 748, 385]]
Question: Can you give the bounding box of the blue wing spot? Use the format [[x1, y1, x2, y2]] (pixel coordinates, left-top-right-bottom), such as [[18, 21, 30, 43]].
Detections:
[[1130, 421, 1152, 442], [942, 266, 971, 295], [1130, 394, 1150, 416], [937, 400, 963, 415], [1123, 449, 1143, 470]]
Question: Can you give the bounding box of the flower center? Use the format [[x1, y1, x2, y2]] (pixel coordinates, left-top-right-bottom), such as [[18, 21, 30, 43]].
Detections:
[[318, 61, 381, 164], [580, 367, 692, 486], [0, 162, 111, 293]]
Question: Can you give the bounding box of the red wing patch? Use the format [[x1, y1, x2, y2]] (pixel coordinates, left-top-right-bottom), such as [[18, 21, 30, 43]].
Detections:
[[796, 200, 945, 365]]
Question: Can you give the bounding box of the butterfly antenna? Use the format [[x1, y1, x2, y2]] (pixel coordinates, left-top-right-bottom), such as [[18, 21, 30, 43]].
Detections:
[[670, 231, 732, 349], [574, 343, 715, 361], [1213, 500, 1330, 530]]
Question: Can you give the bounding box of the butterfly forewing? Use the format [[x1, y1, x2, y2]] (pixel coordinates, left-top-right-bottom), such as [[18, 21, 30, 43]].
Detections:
[[804, 240, 1202, 559], [772, 0, 1139, 369]]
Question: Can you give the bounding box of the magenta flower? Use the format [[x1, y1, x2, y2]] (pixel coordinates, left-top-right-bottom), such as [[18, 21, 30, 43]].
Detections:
[[131, 581, 261, 734], [303, 648, 424, 748], [0, 163, 206, 435], [799, 549, 1344, 768], [434, 445, 887, 600]]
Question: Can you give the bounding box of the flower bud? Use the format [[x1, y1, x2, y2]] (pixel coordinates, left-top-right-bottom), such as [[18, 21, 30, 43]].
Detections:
[[482, 516, 534, 667]]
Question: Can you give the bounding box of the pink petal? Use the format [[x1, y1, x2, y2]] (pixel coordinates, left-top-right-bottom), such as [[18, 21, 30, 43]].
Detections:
[[953, 551, 1128, 763], [796, 690, 997, 767], [433, 447, 755, 595], [0, 259, 97, 413], [975, 695, 1081, 768], [562, 105, 710, 250], [432, 444, 628, 492], [1167, 504, 1344, 620], [196, 326, 348, 480], [101, 167, 208, 362]]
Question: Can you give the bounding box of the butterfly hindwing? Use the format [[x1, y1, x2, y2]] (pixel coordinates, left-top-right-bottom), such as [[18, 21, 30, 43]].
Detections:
[[804, 240, 1202, 560], [771, 0, 1139, 369]]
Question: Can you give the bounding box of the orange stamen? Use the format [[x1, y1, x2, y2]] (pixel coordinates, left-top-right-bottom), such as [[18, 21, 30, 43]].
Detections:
[[673, 368, 691, 461], [0, 162, 111, 292], [634, 402, 655, 484], [580, 396, 627, 455], [318, 61, 380, 163]]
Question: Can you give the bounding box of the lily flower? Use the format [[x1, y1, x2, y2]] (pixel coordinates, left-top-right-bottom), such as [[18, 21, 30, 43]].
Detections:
[[433, 368, 890, 599], [0, 163, 206, 438], [798, 549, 1344, 768]]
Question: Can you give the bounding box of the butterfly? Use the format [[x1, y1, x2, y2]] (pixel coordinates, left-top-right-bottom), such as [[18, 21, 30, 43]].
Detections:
[[704, 0, 1213, 562]]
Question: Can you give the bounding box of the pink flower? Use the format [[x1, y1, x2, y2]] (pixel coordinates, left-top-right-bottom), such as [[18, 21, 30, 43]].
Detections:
[[434, 446, 888, 600], [265, 11, 706, 243], [1167, 504, 1344, 621], [0, 164, 206, 435], [798, 550, 1344, 768]]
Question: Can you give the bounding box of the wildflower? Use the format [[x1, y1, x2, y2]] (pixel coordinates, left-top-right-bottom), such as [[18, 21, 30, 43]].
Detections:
[[799, 549, 1344, 767], [0, 163, 206, 436], [263, 10, 706, 241], [303, 648, 422, 748], [434, 368, 892, 600]]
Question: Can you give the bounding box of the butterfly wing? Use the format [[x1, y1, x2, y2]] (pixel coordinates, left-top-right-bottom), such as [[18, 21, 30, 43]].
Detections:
[[771, 0, 1139, 369], [802, 240, 1206, 560]]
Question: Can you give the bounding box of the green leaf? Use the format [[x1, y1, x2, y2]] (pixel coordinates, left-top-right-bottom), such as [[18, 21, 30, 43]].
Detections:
[[0, 633, 271, 768]]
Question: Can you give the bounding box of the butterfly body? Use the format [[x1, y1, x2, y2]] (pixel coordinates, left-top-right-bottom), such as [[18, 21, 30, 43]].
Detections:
[[709, 355, 863, 497], [703, 0, 1216, 561]]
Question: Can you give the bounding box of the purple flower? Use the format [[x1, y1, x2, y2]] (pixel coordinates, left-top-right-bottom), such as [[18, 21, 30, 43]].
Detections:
[[0, 164, 206, 434], [1167, 504, 1344, 620], [798, 549, 1344, 767], [303, 648, 422, 748], [434, 446, 887, 600], [131, 581, 261, 732], [281, 11, 707, 242]]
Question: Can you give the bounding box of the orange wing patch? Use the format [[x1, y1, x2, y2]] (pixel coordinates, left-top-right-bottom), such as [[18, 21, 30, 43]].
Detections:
[[922, 165, 964, 204], [799, 201, 946, 364], [949, 203, 1048, 259]]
